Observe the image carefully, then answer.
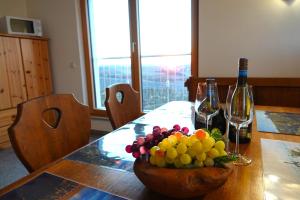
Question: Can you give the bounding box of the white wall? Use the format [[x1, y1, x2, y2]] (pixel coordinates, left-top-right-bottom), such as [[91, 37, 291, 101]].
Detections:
[[26, 0, 112, 131], [0, 0, 27, 17], [26, 0, 87, 104], [198, 0, 300, 77], [4, 0, 299, 131]]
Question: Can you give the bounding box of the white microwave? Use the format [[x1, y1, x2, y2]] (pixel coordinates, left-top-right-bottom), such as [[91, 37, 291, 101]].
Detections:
[[0, 16, 42, 37]]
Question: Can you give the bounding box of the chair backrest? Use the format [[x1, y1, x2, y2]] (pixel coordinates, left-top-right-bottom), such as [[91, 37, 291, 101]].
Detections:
[[185, 76, 300, 107], [105, 83, 142, 129], [8, 94, 90, 172]]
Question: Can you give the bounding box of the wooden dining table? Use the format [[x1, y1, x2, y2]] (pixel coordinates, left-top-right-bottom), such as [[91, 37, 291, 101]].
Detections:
[[0, 101, 300, 200]]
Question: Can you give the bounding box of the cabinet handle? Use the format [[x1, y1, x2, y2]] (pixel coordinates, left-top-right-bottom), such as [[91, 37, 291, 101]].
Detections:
[[26, 70, 31, 74], [0, 89, 4, 93]]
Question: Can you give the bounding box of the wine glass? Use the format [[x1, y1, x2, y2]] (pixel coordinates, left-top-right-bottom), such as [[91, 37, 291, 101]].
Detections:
[[225, 84, 254, 166], [195, 81, 220, 130]]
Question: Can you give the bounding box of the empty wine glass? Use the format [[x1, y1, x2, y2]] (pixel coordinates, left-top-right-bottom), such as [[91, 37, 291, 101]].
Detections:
[[225, 84, 254, 166], [195, 80, 220, 130]]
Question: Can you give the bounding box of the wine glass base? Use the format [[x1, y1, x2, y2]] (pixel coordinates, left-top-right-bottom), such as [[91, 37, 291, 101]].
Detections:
[[233, 154, 252, 166]]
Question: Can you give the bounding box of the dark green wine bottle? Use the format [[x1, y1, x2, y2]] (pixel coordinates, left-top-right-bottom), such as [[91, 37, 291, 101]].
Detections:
[[194, 78, 226, 134], [228, 58, 252, 144]]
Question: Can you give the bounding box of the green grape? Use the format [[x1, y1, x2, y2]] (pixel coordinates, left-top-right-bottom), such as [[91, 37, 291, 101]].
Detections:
[[158, 142, 167, 151], [187, 148, 196, 158], [174, 158, 183, 168], [191, 141, 203, 154], [176, 142, 187, 154], [168, 135, 178, 146], [205, 132, 210, 139], [165, 156, 175, 164], [150, 146, 159, 156], [214, 140, 225, 151], [187, 135, 198, 147], [204, 157, 214, 167], [180, 154, 192, 165], [156, 156, 166, 167], [219, 149, 228, 156], [194, 159, 204, 167], [150, 155, 156, 165], [196, 152, 206, 161], [207, 148, 220, 159], [162, 138, 172, 149], [202, 137, 215, 152], [180, 136, 189, 145], [166, 147, 178, 159]]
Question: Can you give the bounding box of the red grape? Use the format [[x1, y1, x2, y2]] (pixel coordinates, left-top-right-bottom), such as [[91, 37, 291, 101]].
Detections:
[[137, 137, 145, 146], [132, 151, 140, 158], [125, 145, 132, 153], [181, 127, 189, 134], [173, 124, 180, 131]]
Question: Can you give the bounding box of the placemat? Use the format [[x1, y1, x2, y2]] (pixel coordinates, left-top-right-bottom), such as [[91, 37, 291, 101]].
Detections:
[[66, 138, 135, 172], [261, 139, 300, 200], [256, 110, 300, 135], [0, 173, 125, 200]]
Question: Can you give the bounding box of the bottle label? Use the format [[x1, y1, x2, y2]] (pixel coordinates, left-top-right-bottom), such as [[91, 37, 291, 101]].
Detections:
[[239, 70, 247, 77], [239, 127, 250, 138], [229, 123, 252, 144]]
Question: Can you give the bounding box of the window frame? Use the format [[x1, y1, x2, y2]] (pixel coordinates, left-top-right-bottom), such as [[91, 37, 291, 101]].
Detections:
[[80, 0, 198, 117]]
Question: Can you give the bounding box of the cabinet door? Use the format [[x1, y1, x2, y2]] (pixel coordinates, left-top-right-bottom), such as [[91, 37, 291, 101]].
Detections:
[[40, 41, 53, 95], [0, 38, 12, 110], [21, 39, 52, 99], [3, 37, 27, 106], [0, 125, 10, 148]]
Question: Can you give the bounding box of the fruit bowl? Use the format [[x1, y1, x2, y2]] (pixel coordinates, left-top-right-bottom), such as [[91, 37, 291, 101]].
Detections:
[[134, 159, 233, 199]]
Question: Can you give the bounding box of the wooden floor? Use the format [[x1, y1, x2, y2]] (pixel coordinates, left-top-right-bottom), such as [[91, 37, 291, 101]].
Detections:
[[0, 130, 108, 189]]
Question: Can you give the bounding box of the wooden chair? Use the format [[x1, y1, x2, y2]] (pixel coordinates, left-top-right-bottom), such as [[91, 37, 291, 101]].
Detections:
[[8, 94, 91, 172], [105, 83, 142, 130], [185, 76, 300, 107]]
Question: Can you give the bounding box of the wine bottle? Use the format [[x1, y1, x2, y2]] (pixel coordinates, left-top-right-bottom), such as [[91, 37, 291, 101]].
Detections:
[[195, 109, 226, 134], [228, 58, 252, 144], [194, 79, 226, 134]]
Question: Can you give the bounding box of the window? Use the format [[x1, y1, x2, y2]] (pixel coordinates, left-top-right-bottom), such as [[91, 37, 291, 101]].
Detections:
[[81, 0, 198, 115]]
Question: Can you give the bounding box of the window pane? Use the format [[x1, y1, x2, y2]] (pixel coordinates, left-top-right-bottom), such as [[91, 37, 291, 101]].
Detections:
[[139, 0, 191, 111], [88, 0, 131, 109]]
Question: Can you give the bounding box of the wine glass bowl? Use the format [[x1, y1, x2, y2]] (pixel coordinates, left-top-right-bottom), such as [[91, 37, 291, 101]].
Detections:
[[224, 85, 254, 166], [195, 81, 220, 130]]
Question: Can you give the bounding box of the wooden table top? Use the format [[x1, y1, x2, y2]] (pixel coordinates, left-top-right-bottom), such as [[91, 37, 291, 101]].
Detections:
[[1, 101, 300, 200]]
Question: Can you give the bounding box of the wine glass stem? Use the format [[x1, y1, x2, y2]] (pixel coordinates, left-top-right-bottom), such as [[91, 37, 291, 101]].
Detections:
[[235, 126, 240, 155], [225, 121, 230, 152], [206, 116, 209, 130]]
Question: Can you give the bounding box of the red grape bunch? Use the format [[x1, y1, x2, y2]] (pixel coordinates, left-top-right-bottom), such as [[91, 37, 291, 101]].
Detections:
[[125, 124, 189, 159]]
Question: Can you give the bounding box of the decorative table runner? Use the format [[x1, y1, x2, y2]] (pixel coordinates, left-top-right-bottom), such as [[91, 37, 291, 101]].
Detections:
[[261, 139, 300, 200], [0, 173, 125, 200], [133, 101, 195, 129], [66, 132, 135, 172], [256, 110, 300, 135]]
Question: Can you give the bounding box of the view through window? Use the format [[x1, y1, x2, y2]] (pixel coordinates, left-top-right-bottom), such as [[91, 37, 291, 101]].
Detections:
[[87, 0, 193, 112]]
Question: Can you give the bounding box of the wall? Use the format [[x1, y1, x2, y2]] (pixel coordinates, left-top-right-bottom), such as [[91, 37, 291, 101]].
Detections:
[[26, 0, 87, 103], [198, 0, 300, 77], [26, 0, 112, 131], [0, 0, 27, 17], [7, 0, 299, 131]]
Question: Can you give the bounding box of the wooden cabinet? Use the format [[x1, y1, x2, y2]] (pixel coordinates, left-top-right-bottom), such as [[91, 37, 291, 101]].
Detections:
[[21, 39, 52, 99], [0, 37, 28, 110], [0, 34, 52, 148], [0, 108, 16, 148]]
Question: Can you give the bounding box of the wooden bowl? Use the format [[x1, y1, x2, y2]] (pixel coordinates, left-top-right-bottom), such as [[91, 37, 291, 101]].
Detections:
[[133, 159, 233, 199]]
